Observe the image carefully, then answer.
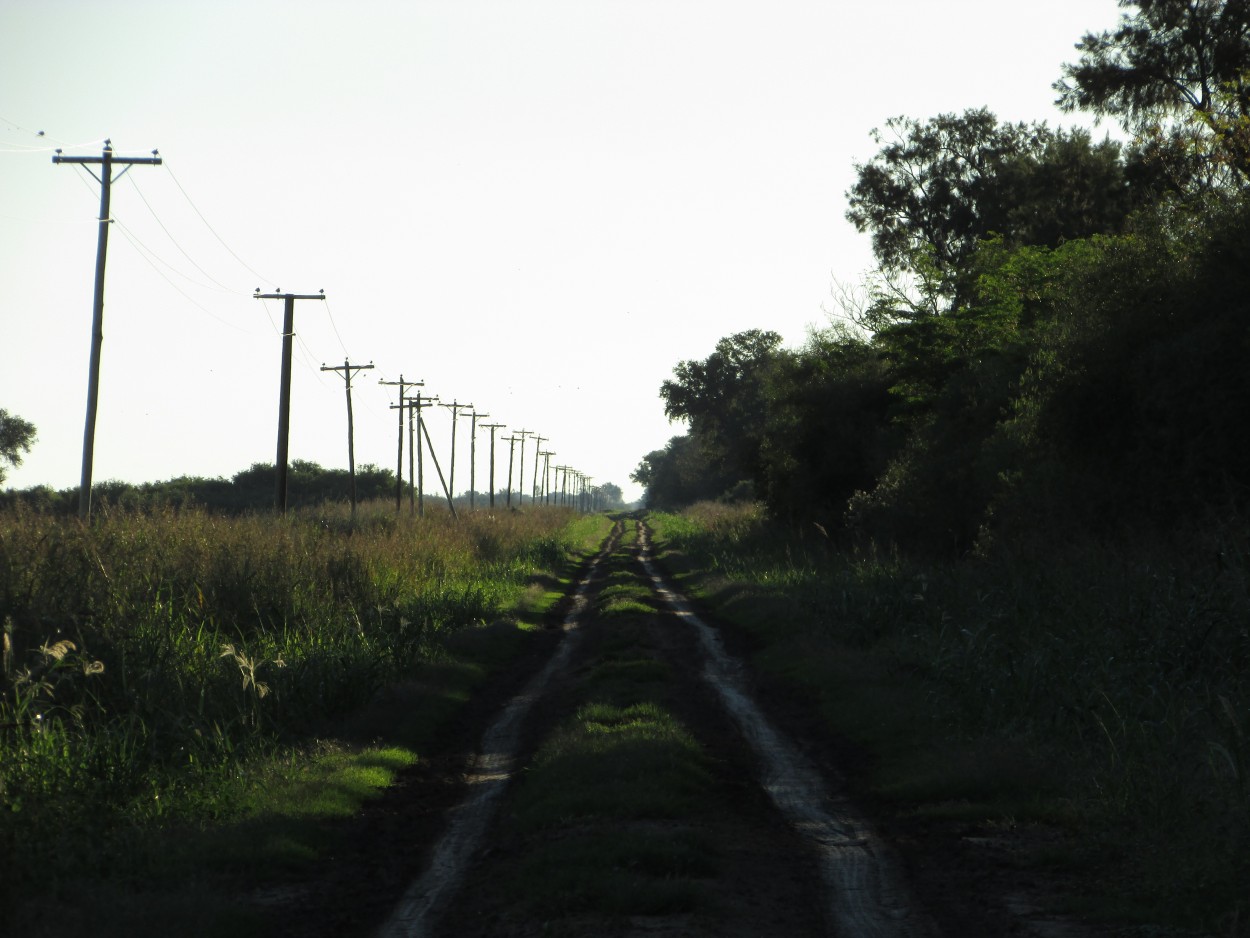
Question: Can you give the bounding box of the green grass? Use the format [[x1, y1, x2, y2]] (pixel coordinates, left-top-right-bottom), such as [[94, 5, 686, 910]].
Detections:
[[0, 500, 613, 936], [647, 503, 1250, 936], [478, 550, 721, 927]]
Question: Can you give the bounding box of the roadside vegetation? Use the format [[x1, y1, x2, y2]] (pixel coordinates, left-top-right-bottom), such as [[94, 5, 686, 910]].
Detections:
[[632, 8, 1250, 933], [0, 499, 612, 936], [648, 503, 1249, 935]]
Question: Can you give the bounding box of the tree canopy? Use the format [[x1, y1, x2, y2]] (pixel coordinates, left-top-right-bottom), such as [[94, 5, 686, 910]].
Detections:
[[845, 109, 1153, 309], [1055, 0, 1250, 182], [0, 410, 36, 485], [659, 329, 784, 490]]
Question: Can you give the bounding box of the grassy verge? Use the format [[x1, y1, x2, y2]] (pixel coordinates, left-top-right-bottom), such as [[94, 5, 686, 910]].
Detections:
[[648, 502, 1249, 937], [0, 500, 614, 936]]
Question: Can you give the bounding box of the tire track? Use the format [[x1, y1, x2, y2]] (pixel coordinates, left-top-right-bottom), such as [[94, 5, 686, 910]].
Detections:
[[636, 520, 934, 938], [379, 515, 933, 937], [376, 520, 623, 938]]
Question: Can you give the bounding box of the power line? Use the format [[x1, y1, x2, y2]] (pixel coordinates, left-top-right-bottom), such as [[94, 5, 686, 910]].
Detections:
[[321, 295, 351, 358], [163, 161, 275, 287], [111, 213, 246, 298], [111, 220, 257, 332], [126, 174, 244, 294]]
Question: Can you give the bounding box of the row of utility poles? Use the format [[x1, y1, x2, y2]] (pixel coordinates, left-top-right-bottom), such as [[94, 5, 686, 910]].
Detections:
[[57, 142, 599, 519], [375, 379, 595, 519]]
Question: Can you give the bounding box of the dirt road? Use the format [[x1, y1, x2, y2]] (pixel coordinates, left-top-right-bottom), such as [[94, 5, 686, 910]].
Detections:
[[270, 516, 1095, 937]]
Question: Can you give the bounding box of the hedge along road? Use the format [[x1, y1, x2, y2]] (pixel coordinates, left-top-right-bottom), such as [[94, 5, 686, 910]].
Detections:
[[379, 516, 934, 938]]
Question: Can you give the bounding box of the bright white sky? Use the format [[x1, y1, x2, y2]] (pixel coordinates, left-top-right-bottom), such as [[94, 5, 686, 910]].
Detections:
[[1, 0, 1124, 503]]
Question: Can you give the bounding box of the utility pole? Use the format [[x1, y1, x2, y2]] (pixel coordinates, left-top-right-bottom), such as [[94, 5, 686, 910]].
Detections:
[[53, 140, 162, 520], [438, 400, 473, 506], [254, 289, 326, 512], [556, 465, 570, 507], [530, 434, 547, 504], [503, 434, 519, 508], [411, 393, 439, 517], [480, 421, 505, 509], [468, 409, 489, 510], [380, 375, 422, 513], [539, 450, 555, 504], [418, 416, 457, 518], [321, 359, 374, 521], [513, 429, 532, 506]]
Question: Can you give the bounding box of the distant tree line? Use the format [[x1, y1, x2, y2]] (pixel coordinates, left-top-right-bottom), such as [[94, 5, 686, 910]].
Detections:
[[0, 461, 399, 515], [634, 0, 1250, 552], [0, 460, 629, 515]]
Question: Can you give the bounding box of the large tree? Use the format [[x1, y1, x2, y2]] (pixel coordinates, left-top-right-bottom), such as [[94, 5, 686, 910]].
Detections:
[[1055, 0, 1250, 183], [0, 409, 36, 485], [659, 329, 784, 492], [846, 109, 1152, 312]]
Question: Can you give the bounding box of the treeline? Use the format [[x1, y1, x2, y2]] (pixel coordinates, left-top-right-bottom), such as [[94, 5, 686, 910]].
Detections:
[[635, 1, 1250, 553], [1, 462, 629, 515], [0, 461, 399, 515]]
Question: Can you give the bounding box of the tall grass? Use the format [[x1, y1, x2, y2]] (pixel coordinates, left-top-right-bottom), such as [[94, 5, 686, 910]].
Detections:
[[0, 499, 581, 907], [650, 503, 1250, 934]]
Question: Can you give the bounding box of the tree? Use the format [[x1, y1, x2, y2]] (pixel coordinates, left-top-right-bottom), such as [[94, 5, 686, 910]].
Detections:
[[631, 435, 738, 511], [754, 324, 895, 526], [659, 329, 784, 493], [0, 409, 36, 485], [846, 109, 1149, 312], [1055, 0, 1250, 184], [595, 482, 625, 509]]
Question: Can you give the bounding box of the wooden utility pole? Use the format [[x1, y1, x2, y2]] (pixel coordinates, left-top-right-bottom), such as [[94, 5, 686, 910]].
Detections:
[[468, 409, 489, 510], [411, 393, 439, 517], [380, 375, 422, 513], [418, 417, 457, 518], [503, 434, 519, 508], [53, 140, 162, 520], [513, 429, 532, 506], [321, 359, 374, 520], [556, 465, 570, 506], [539, 450, 555, 504], [254, 289, 326, 512], [530, 435, 548, 503], [480, 422, 505, 509], [437, 400, 473, 505]]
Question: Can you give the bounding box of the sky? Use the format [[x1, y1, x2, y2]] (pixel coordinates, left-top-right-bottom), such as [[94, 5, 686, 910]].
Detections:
[[1, 0, 1126, 504]]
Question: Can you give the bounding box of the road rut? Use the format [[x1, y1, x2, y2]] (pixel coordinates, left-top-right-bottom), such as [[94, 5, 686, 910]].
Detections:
[[380, 517, 933, 937]]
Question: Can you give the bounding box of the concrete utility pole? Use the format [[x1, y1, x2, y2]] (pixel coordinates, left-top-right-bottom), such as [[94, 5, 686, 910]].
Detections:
[[254, 289, 326, 512], [53, 140, 162, 520], [480, 421, 505, 509], [513, 429, 532, 506], [438, 400, 473, 505], [530, 434, 547, 503], [380, 375, 422, 513], [321, 359, 374, 521], [468, 409, 489, 510]]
